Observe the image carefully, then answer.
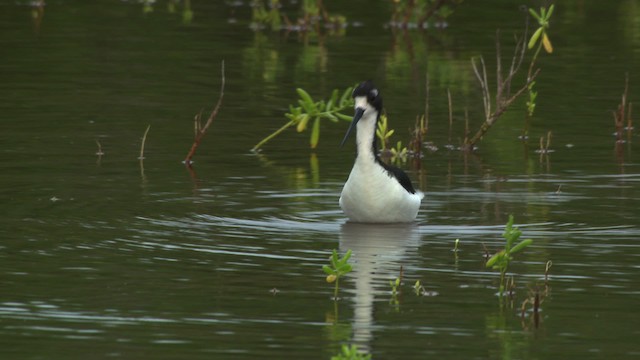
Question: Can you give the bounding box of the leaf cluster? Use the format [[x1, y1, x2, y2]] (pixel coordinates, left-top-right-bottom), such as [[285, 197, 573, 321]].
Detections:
[[486, 215, 533, 272], [323, 249, 353, 284], [288, 87, 355, 148], [528, 4, 554, 54], [331, 344, 371, 360], [251, 86, 354, 151]]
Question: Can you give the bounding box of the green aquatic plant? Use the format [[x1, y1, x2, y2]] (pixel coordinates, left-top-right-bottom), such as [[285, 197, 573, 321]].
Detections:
[[331, 344, 371, 360], [376, 114, 410, 164], [413, 280, 426, 296], [486, 215, 533, 297], [528, 5, 555, 55], [524, 4, 554, 136], [323, 249, 353, 300], [376, 113, 395, 151], [252, 86, 354, 151], [389, 277, 401, 307]]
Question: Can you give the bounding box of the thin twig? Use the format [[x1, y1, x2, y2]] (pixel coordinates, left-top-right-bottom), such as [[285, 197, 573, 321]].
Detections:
[[95, 139, 104, 156], [447, 88, 453, 143], [471, 57, 491, 121], [496, 30, 503, 105], [139, 124, 151, 160], [425, 72, 430, 131], [184, 60, 225, 165], [467, 68, 540, 146]]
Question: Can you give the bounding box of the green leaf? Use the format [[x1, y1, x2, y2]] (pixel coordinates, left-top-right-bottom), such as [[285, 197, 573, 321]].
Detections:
[[528, 27, 543, 49], [339, 87, 353, 107], [323, 265, 335, 275], [330, 250, 338, 268], [310, 117, 321, 148], [542, 33, 553, 53], [486, 250, 505, 268], [528, 8, 541, 21], [335, 113, 353, 122], [386, 129, 395, 138], [326, 99, 333, 112], [342, 249, 352, 264], [509, 239, 533, 255], [330, 89, 339, 105], [545, 4, 555, 20], [338, 263, 352, 274], [324, 113, 338, 122], [540, 6, 546, 20], [296, 114, 310, 132], [296, 88, 314, 106]]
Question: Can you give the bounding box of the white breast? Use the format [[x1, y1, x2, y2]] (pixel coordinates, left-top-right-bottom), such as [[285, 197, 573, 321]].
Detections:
[[340, 157, 423, 223]]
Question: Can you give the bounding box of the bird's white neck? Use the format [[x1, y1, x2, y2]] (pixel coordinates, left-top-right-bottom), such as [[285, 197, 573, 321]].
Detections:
[[354, 102, 379, 162]]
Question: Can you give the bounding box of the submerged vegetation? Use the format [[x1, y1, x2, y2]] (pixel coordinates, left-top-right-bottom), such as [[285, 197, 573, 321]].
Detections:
[[485, 215, 533, 298], [323, 249, 353, 300]]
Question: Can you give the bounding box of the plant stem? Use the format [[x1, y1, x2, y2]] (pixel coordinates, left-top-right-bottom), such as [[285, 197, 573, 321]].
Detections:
[[252, 119, 296, 151]]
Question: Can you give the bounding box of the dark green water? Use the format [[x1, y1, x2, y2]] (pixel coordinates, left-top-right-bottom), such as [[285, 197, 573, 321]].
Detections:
[[1, 1, 640, 359]]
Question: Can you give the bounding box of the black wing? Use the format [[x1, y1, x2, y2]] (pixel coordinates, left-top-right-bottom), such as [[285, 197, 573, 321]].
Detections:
[[376, 158, 417, 194]]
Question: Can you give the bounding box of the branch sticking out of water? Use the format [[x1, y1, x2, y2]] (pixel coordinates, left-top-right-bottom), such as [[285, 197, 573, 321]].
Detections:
[[613, 73, 633, 143], [138, 124, 151, 160], [465, 28, 539, 150], [184, 60, 225, 165]]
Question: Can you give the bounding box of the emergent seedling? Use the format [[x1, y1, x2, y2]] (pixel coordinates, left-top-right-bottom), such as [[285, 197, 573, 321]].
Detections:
[[323, 249, 353, 300], [486, 215, 533, 297]]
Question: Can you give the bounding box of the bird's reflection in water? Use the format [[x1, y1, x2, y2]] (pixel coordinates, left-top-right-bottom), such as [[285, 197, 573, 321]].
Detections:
[[339, 222, 421, 352]]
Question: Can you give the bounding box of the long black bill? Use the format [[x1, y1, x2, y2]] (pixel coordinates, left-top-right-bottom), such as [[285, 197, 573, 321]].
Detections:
[[340, 107, 365, 147]]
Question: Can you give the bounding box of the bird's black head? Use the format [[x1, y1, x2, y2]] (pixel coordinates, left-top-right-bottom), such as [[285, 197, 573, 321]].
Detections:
[[352, 81, 383, 112], [339, 81, 384, 148]]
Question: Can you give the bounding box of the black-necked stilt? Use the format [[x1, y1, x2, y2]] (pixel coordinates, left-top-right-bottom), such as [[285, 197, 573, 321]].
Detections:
[[339, 81, 424, 223]]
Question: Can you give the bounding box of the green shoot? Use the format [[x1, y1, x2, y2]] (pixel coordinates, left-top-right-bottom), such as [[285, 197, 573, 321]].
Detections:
[[390, 277, 400, 297], [252, 86, 354, 151], [528, 4, 555, 54], [486, 215, 533, 297], [376, 113, 395, 150], [331, 344, 371, 360], [525, 4, 554, 124], [323, 249, 353, 300], [389, 277, 401, 306], [413, 280, 425, 296], [389, 140, 408, 163]]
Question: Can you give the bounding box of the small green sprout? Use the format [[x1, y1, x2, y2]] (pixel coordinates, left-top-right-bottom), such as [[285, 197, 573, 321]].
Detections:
[[376, 114, 395, 150], [486, 215, 533, 297], [413, 280, 424, 296], [323, 249, 353, 300], [331, 344, 371, 360], [390, 277, 400, 297]]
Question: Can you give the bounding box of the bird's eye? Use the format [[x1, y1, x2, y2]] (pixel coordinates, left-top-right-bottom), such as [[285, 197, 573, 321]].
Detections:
[[369, 89, 378, 99]]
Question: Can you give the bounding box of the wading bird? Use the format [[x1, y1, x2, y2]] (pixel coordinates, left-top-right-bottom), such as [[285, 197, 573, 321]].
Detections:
[[339, 81, 424, 223]]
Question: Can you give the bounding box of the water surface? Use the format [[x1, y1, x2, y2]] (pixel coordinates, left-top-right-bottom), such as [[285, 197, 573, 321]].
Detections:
[[1, 1, 640, 358]]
